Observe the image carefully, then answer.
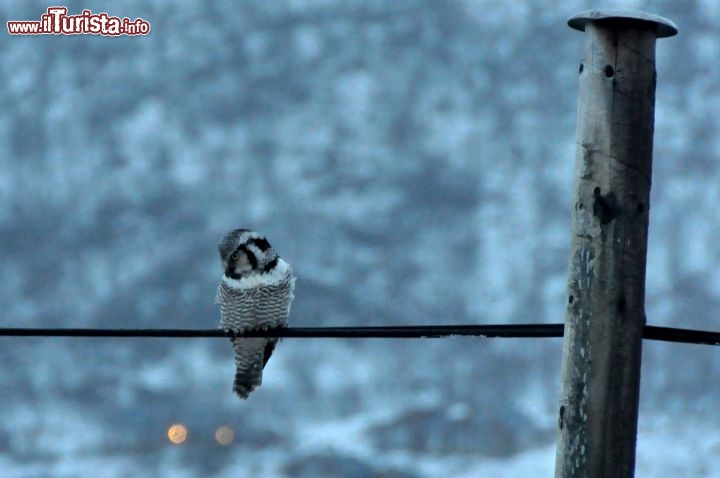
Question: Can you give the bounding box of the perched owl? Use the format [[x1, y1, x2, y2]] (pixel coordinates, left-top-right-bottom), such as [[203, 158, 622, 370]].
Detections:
[[216, 228, 295, 399]]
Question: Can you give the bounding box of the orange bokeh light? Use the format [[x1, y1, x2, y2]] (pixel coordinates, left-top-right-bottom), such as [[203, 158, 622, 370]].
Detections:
[[167, 424, 188, 444]]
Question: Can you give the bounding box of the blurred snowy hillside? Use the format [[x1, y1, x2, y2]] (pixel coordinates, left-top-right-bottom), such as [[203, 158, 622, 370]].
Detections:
[[0, 0, 719, 476]]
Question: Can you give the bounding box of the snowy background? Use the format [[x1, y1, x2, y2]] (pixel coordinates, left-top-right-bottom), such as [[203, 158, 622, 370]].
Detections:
[[1, 0, 719, 476]]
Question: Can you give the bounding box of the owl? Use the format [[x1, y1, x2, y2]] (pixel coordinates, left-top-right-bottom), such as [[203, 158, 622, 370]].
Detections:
[[216, 228, 295, 399]]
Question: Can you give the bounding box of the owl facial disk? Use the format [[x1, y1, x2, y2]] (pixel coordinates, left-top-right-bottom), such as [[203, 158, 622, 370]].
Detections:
[[219, 229, 280, 280], [225, 245, 256, 279]]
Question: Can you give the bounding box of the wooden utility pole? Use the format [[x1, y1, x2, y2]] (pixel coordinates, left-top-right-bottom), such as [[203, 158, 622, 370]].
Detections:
[[555, 10, 677, 478]]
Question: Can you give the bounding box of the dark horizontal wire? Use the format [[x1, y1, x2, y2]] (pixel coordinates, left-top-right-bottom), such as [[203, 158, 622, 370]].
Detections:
[[0, 324, 718, 345], [0, 324, 561, 339], [643, 325, 720, 346]]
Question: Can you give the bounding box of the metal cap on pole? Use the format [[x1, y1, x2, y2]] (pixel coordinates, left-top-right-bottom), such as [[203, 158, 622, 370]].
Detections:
[[555, 10, 676, 478]]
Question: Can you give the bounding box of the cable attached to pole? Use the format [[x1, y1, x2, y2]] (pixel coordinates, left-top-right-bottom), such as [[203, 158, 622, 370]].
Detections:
[[0, 324, 718, 345]]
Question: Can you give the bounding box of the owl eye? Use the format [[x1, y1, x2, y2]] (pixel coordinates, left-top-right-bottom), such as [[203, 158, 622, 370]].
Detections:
[[230, 252, 239, 261]]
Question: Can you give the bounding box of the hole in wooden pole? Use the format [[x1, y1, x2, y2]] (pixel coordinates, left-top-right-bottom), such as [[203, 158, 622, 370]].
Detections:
[[604, 65, 615, 78], [617, 295, 626, 315]]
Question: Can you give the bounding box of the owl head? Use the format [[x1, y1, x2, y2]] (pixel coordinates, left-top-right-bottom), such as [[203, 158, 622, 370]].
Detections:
[[218, 228, 279, 280]]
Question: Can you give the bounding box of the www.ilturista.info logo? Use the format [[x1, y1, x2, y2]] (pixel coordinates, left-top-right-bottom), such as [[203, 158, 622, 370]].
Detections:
[[7, 6, 150, 36]]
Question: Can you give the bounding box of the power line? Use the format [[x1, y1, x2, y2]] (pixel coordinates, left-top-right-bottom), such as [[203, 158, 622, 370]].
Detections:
[[0, 324, 561, 339], [0, 324, 718, 345], [643, 325, 720, 346]]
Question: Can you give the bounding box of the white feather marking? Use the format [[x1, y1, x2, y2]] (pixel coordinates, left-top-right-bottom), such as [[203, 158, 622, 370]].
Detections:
[[246, 243, 264, 259], [222, 258, 292, 290]]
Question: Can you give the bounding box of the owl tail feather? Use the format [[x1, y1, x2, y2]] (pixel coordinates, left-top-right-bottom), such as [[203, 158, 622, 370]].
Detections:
[[230, 337, 277, 400], [233, 369, 260, 400]]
